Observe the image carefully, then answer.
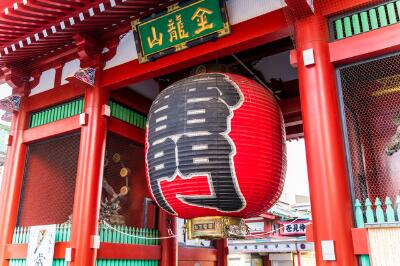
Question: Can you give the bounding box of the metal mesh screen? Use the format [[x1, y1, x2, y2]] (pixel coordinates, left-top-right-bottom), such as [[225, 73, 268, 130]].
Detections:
[[102, 133, 155, 228], [18, 134, 80, 226], [339, 52, 400, 205]]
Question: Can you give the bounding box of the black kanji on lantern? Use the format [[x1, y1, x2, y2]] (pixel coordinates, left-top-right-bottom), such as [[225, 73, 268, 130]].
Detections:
[[146, 73, 245, 214]]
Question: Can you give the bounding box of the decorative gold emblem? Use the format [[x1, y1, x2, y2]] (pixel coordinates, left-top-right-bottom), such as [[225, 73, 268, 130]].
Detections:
[[112, 153, 121, 163], [120, 186, 130, 196], [120, 167, 130, 177]]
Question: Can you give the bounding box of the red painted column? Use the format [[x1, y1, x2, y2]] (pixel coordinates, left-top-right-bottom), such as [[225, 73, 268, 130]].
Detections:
[[70, 68, 109, 266], [297, 251, 301, 266], [295, 15, 356, 265], [263, 255, 271, 266], [0, 97, 28, 265], [216, 239, 228, 266], [158, 208, 178, 266]]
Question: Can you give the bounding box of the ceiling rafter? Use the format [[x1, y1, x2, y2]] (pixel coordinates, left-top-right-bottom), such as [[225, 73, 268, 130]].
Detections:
[[0, 0, 178, 69]]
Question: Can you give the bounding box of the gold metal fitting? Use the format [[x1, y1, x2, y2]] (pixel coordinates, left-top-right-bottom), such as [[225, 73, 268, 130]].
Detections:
[[186, 216, 248, 240]]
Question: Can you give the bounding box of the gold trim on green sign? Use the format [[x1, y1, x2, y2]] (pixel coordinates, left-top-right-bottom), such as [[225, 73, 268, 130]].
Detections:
[[131, 0, 230, 64]]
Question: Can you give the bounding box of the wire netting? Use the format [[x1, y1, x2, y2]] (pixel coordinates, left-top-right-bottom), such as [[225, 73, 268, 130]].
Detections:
[[339, 52, 400, 205], [17, 134, 80, 226], [102, 133, 156, 228]]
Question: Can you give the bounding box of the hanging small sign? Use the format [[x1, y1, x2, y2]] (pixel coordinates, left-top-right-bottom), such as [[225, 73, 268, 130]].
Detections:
[[26, 225, 56, 266], [132, 0, 230, 63], [279, 221, 309, 236]]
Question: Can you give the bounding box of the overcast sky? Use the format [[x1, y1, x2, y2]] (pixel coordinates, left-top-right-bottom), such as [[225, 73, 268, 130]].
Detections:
[[0, 83, 12, 126], [282, 139, 310, 197]]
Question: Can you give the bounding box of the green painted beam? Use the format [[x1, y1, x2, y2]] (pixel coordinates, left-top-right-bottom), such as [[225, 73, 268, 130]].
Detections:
[[335, 19, 344, 39], [387, 3, 397, 24], [29, 98, 84, 128], [377, 6, 388, 27], [343, 16, 353, 37], [109, 100, 147, 129], [352, 14, 361, 34]]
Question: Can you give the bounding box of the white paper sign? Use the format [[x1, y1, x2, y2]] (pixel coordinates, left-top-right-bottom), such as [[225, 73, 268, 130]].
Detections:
[[26, 225, 56, 266]]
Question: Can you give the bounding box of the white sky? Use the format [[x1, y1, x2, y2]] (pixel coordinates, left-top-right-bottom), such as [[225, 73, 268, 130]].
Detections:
[[0, 83, 12, 99], [282, 139, 310, 197], [0, 83, 12, 126]]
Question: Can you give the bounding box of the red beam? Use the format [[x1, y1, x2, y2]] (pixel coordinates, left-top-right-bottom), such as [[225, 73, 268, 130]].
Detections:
[[108, 117, 145, 145], [286, 124, 304, 140], [280, 97, 303, 139], [280, 97, 301, 117], [26, 83, 84, 112], [97, 243, 161, 260], [111, 88, 151, 115], [101, 9, 289, 90], [23, 115, 81, 143], [178, 247, 217, 262], [329, 22, 400, 66]]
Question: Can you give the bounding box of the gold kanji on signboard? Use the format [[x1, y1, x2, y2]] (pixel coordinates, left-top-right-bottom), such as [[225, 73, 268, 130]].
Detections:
[[168, 14, 189, 42], [147, 26, 163, 48], [191, 7, 214, 34]]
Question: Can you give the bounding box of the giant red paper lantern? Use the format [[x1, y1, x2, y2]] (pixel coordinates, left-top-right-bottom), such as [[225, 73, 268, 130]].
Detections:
[[145, 73, 286, 220]]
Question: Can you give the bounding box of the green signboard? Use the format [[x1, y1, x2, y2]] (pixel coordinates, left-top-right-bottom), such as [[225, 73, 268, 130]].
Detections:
[[132, 0, 230, 63]]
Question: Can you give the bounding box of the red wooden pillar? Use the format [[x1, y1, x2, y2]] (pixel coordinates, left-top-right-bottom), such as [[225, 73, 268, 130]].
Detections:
[[0, 97, 28, 265], [158, 208, 178, 266], [297, 251, 301, 266], [216, 239, 228, 266], [295, 15, 356, 265], [263, 255, 271, 266], [69, 68, 109, 266]]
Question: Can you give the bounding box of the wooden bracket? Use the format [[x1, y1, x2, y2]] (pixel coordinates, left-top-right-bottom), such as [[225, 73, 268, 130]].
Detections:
[[103, 37, 119, 62], [73, 34, 103, 68], [0, 66, 31, 96]]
